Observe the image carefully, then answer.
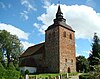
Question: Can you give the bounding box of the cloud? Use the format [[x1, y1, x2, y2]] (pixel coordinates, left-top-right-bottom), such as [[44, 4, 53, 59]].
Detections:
[[85, 0, 96, 7], [0, 23, 29, 40], [8, 4, 11, 8], [34, 23, 45, 34], [82, 50, 91, 58], [21, 41, 34, 49], [76, 52, 81, 57], [43, 0, 51, 8], [0, 2, 12, 9], [34, 4, 100, 39], [20, 11, 29, 20], [20, 0, 36, 20], [21, 0, 36, 11], [82, 50, 91, 54], [39, 41, 45, 43], [0, 2, 6, 8]]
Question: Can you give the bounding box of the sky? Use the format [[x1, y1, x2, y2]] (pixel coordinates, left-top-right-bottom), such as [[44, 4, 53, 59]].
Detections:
[[0, 0, 100, 58]]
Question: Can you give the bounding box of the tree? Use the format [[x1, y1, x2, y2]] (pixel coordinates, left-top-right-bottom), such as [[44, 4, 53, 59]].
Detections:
[[89, 65, 100, 79], [0, 30, 23, 67], [8, 62, 16, 70], [88, 33, 100, 66], [76, 56, 89, 73]]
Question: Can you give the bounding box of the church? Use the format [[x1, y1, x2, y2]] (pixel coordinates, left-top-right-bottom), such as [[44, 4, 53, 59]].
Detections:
[[19, 5, 76, 73]]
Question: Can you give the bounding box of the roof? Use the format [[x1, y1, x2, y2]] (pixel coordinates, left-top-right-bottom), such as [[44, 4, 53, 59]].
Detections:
[[20, 42, 45, 58], [57, 5, 62, 14], [19, 57, 37, 67], [46, 5, 74, 32], [46, 22, 74, 32]]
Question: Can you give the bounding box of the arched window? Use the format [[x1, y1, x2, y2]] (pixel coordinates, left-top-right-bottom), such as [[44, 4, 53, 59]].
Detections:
[[63, 31, 66, 37], [68, 67, 71, 73], [70, 34, 72, 39]]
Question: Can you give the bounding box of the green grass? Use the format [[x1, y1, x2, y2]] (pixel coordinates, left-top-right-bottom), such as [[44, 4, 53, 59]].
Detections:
[[68, 72, 78, 76], [29, 72, 78, 79], [29, 73, 60, 79]]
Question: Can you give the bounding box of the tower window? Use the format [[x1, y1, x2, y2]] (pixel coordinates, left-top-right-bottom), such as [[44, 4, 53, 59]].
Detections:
[[65, 59, 67, 62], [70, 34, 72, 39], [63, 31, 66, 37], [65, 59, 67, 65], [71, 59, 73, 63]]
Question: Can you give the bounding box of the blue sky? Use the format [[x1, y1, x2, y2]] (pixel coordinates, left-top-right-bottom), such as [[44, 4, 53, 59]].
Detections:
[[0, 0, 100, 58]]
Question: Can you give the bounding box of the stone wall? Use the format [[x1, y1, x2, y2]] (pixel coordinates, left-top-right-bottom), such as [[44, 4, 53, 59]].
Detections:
[[45, 26, 59, 73]]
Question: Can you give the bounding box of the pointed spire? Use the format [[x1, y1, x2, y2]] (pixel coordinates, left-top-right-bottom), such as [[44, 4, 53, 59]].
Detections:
[[57, 5, 62, 14], [56, 5, 63, 19], [46, 4, 73, 31]]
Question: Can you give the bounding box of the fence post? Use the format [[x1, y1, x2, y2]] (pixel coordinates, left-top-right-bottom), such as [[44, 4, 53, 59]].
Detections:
[[66, 73, 68, 78], [36, 76, 37, 79], [58, 76, 60, 79], [25, 75, 29, 79]]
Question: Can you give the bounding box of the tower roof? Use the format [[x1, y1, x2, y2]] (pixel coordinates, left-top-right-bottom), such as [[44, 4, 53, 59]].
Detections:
[[56, 5, 63, 19], [57, 5, 62, 14], [46, 5, 74, 32]]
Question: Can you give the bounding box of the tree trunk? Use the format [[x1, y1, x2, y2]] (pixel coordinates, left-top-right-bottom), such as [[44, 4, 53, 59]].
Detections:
[[7, 51, 10, 67]]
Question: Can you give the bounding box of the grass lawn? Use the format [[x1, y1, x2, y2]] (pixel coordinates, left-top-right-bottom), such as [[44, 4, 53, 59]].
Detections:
[[29, 72, 78, 79]]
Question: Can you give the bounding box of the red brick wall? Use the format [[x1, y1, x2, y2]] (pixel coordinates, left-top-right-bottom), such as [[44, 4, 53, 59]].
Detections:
[[45, 25, 76, 73], [59, 26, 76, 73]]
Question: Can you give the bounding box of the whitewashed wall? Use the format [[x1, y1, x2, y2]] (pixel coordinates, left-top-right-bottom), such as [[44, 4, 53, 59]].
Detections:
[[20, 66, 37, 73]]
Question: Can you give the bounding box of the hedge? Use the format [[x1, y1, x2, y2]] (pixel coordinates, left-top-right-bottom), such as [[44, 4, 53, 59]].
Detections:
[[0, 69, 20, 79], [0, 62, 20, 79]]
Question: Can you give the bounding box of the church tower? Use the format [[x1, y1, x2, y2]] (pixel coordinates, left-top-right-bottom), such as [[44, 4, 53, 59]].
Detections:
[[45, 5, 76, 73]]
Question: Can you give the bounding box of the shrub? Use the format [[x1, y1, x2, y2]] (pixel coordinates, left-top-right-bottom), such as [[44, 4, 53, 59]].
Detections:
[[88, 65, 100, 79], [21, 70, 25, 76], [0, 62, 5, 79], [25, 69, 29, 75], [4, 70, 20, 79], [79, 73, 90, 79], [8, 62, 16, 70]]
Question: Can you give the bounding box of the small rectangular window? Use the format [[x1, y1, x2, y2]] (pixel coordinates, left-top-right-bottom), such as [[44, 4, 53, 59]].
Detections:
[[70, 34, 72, 39], [63, 31, 66, 37], [65, 59, 67, 62]]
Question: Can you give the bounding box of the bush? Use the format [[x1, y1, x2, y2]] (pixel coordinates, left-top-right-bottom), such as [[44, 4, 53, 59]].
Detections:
[[0, 62, 5, 79], [8, 62, 16, 70], [0, 66, 20, 79], [25, 69, 29, 75], [3, 69, 20, 79], [88, 65, 100, 79], [79, 73, 90, 79]]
